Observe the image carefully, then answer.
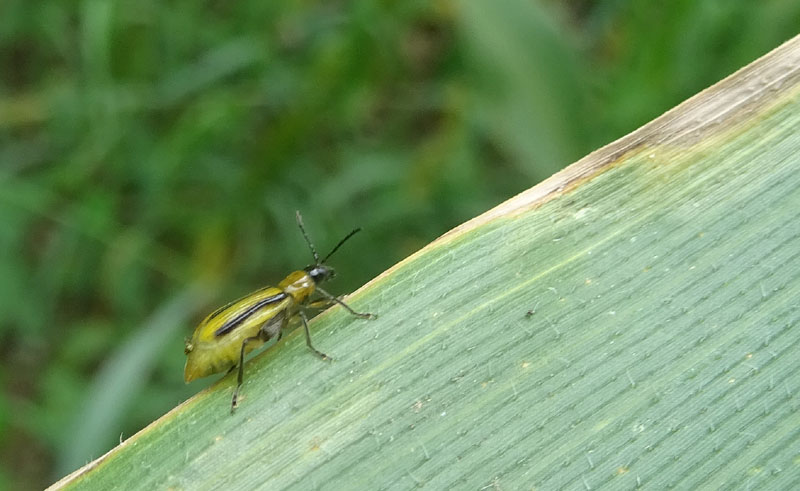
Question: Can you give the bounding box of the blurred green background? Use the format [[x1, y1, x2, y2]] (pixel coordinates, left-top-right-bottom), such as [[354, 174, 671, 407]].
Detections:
[[1, 0, 798, 488]]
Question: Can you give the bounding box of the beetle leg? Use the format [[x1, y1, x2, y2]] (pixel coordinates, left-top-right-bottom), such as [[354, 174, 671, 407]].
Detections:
[[299, 310, 331, 361], [306, 298, 334, 310], [231, 335, 261, 413], [315, 286, 376, 319], [259, 310, 286, 340]]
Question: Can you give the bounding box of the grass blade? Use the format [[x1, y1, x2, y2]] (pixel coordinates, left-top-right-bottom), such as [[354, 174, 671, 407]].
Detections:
[[51, 36, 800, 490]]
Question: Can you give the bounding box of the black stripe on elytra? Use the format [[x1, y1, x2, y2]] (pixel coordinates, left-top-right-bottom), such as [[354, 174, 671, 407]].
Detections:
[[206, 286, 275, 322], [214, 292, 288, 337]]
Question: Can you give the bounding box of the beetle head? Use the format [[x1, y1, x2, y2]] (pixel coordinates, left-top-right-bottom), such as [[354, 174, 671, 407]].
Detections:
[[295, 211, 359, 283], [304, 264, 335, 284]]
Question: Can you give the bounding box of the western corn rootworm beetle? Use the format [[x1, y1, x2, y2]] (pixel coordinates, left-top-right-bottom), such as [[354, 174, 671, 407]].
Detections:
[[184, 211, 375, 412]]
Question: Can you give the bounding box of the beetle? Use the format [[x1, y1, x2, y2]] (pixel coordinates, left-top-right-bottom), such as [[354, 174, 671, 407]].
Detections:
[[183, 211, 375, 412]]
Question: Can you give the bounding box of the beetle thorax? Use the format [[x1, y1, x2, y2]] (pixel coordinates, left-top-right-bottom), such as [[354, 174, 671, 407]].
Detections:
[[279, 270, 316, 302]]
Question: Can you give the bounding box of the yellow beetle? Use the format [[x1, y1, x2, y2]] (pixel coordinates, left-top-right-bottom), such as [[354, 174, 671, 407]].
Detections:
[[184, 211, 375, 412]]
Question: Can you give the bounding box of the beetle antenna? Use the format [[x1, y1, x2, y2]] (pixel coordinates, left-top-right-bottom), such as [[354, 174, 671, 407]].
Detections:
[[322, 227, 361, 264], [296, 211, 320, 264]]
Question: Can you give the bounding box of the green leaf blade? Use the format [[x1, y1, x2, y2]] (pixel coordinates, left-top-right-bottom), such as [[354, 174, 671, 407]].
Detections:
[[53, 37, 800, 491]]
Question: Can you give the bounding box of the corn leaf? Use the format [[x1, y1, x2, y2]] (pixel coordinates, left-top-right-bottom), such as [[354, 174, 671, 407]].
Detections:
[[51, 36, 800, 490]]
